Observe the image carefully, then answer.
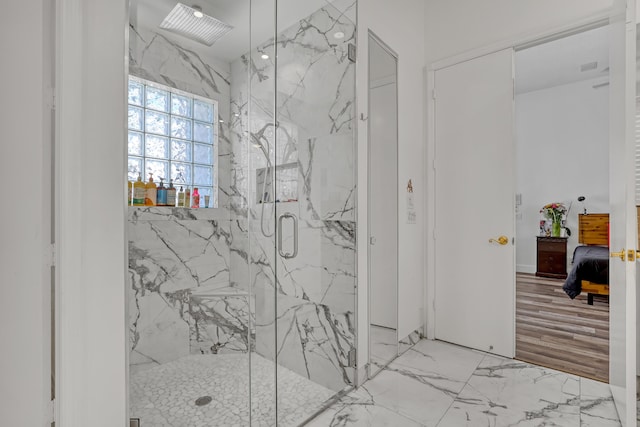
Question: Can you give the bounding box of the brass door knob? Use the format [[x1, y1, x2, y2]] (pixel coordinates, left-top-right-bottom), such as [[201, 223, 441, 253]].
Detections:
[[610, 249, 626, 261], [489, 236, 509, 245]]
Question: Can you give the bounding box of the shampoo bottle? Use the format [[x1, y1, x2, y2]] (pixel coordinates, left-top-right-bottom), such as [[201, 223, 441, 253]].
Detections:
[[133, 173, 145, 206], [177, 186, 185, 207], [191, 187, 200, 208], [167, 180, 177, 207], [145, 173, 157, 206], [185, 186, 191, 208], [157, 178, 167, 206], [128, 180, 133, 206]]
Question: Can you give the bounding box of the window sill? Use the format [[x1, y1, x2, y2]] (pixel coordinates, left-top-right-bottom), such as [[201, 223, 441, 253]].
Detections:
[[128, 205, 226, 222]]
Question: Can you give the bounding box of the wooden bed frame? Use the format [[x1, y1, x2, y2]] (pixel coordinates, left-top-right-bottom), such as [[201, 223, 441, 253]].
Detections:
[[577, 213, 609, 305]]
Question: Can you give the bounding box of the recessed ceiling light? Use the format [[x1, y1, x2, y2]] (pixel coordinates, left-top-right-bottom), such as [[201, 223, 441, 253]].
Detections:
[[192, 5, 204, 18], [219, 119, 225, 123], [261, 54, 269, 60], [234, 113, 240, 117], [333, 31, 345, 39]]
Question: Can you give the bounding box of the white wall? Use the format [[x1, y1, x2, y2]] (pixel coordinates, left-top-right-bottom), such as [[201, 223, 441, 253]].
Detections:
[[516, 78, 609, 273], [357, 0, 426, 372], [425, 0, 613, 64], [57, 0, 127, 425], [0, 0, 52, 425]]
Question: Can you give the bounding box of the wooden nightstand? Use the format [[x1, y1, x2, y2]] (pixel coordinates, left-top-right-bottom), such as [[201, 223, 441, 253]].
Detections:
[[536, 236, 568, 279]]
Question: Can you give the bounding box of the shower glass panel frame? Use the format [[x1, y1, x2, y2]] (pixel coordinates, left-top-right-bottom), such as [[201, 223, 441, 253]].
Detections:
[[126, 0, 357, 425]]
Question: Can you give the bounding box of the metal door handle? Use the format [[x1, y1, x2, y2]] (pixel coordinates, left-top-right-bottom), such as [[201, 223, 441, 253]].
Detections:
[[610, 249, 626, 261], [278, 213, 298, 259], [489, 236, 509, 245]]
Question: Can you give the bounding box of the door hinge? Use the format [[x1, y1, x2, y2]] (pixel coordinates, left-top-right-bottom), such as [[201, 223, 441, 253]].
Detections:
[[48, 399, 56, 424], [432, 228, 436, 240], [432, 88, 436, 100], [348, 43, 356, 63], [348, 348, 357, 367], [48, 243, 56, 268], [432, 158, 436, 170]]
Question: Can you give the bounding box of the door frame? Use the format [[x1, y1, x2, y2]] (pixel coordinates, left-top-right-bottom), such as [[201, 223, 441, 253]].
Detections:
[[425, 13, 612, 341], [367, 30, 400, 377], [425, 6, 636, 424]]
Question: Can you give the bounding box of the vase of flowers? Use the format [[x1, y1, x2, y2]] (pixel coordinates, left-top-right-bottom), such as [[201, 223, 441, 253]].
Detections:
[[540, 203, 567, 237]]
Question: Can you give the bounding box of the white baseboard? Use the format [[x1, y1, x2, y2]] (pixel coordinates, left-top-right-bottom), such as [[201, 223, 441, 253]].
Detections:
[[516, 264, 536, 274]]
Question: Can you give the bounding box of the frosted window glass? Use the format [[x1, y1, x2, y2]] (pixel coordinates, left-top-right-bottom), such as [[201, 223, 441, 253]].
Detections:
[[171, 117, 192, 140], [194, 143, 212, 165], [193, 121, 213, 144], [171, 139, 192, 162], [128, 131, 143, 156], [194, 165, 212, 186], [194, 100, 213, 122], [128, 106, 144, 131], [145, 135, 169, 159], [146, 87, 169, 112], [128, 81, 144, 106], [127, 77, 218, 208], [171, 94, 192, 117], [128, 157, 143, 181], [145, 159, 169, 182], [171, 162, 192, 185], [145, 110, 169, 135]]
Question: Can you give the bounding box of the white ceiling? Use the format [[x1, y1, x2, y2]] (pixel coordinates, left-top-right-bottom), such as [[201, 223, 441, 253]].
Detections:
[[133, 0, 348, 63], [515, 25, 609, 94]]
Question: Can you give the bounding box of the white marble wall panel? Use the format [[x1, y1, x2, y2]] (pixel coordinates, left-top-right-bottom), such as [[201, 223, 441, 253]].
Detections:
[[189, 288, 254, 354]]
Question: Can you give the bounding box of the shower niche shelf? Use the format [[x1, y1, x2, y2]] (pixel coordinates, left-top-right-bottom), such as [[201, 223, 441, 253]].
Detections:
[[256, 162, 299, 204]]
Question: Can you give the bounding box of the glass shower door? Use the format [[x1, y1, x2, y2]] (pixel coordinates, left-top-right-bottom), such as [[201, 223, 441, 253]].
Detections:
[[273, 0, 358, 423]]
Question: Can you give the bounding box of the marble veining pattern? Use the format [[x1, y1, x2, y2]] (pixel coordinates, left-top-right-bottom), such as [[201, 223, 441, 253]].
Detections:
[[307, 339, 622, 427]]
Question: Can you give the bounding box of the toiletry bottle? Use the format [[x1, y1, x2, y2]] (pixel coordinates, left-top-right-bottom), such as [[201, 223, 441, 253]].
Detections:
[[157, 178, 167, 206], [167, 180, 177, 207], [177, 186, 185, 207], [133, 173, 145, 206], [191, 187, 200, 208], [185, 186, 191, 208], [127, 180, 132, 206], [145, 173, 157, 206]]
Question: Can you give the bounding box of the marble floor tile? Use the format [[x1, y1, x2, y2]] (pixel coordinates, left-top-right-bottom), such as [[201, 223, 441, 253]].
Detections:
[[580, 377, 621, 427], [370, 325, 398, 366], [393, 339, 485, 386], [436, 355, 581, 427], [308, 339, 623, 427], [359, 361, 464, 426], [304, 388, 423, 427]]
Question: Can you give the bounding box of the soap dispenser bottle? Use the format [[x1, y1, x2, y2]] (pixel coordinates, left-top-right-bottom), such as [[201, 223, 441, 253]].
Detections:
[[145, 173, 157, 206], [167, 180, 177, 207], [191, 187, 200, 208], [184, 186, 191, 208], [133, 173, 145, 206], [157, 178, 167, 206]]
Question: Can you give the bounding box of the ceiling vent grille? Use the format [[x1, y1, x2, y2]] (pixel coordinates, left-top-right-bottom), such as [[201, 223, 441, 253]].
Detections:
[[580, 61, 598, 72], [160, 3, 233, 46]]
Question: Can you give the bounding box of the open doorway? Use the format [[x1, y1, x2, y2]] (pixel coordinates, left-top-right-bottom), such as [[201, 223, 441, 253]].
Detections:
[[514, 25, 611, 382]]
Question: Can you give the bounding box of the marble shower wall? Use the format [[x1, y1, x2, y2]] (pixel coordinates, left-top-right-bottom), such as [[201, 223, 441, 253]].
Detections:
[[128, 23, 251, 373], [229, 1, 358, 391]]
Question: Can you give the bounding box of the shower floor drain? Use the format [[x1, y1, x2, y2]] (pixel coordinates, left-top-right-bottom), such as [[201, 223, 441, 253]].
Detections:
[[195, 396, 213, 406]]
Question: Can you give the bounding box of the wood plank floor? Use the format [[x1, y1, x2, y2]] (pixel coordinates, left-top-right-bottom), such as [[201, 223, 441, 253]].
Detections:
[[515, 272, 609, 383]]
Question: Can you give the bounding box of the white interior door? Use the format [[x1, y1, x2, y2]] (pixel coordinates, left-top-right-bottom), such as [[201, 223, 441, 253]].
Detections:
[[434, 48, 515, 358], [608, 0, 637, 425]]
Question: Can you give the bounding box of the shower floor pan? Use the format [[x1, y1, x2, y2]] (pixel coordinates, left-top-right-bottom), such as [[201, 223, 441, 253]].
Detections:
[[130, 353, 336, 426]]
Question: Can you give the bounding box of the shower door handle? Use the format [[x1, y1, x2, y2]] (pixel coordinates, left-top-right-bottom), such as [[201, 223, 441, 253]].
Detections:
[[278, 213, 298, 259]]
